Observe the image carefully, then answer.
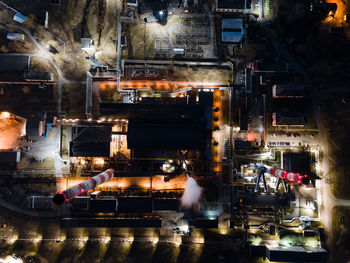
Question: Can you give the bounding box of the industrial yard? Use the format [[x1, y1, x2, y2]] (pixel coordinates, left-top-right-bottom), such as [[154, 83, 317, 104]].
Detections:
[[0, 0, 349, 262]]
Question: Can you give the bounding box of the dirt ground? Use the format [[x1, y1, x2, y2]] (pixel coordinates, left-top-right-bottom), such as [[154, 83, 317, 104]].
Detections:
[[1, 0, 121, 78], [172, 68, 231, 84], [62, 84, 86, 118], [30, 57, 54, 74], [0, 28, 37, 54], [331, 206, 350, 262], [321, 92, 350, 199]]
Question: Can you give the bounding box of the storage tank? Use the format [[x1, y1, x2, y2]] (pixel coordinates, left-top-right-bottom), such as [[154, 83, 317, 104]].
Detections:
[[53, 169, 114, 205]]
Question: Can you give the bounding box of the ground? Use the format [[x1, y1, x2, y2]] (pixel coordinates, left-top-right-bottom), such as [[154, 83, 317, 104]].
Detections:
[[272, 0, 350, 83], [0, 206, 259, 263], [331, 206, 350, 262], [321, 92, 350, 199]]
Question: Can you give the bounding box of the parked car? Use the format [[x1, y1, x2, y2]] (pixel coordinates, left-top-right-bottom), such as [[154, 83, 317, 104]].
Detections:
[[32, 157, 45, 162]]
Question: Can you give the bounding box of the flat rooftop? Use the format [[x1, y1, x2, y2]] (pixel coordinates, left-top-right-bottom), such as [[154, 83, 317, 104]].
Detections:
[[127, 117, 208, 150], [0, 55, 29, 72], [100, 103, 206, 119]]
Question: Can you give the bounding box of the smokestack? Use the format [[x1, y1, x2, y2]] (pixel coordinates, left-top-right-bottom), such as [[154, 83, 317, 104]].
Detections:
[[53, 169, 114, 205], [270, 168, 308, 184]]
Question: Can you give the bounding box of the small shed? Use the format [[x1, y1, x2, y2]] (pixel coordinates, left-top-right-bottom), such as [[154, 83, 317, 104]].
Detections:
[[13, 13, 26, 24], [81, 38, 95, 52], [7, 33, 24, 40], [127, 0, 138, 6]]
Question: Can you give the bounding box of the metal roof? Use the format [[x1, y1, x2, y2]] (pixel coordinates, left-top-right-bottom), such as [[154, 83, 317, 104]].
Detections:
[[221, 18, 244, 43]]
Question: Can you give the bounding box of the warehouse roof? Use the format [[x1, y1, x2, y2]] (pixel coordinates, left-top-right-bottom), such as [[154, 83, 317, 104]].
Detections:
[[72, 126, 111, 142], [266, 246, 328, 262], [127, 117, 208, 150], [69, 126, 112, 157], [221, 18, 245, 43], [100, 103, 206, 119], [272, 84, 305, 98], [0, 151, 21, 163], [217, 0, 251, 10], [272, 112, 306, 126], [69, 141, 111, 157], [0, 55, 29, 72]]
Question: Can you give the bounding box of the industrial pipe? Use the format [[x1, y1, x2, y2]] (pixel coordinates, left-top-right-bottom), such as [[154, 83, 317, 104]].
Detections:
[[53, 169, 114, 205]]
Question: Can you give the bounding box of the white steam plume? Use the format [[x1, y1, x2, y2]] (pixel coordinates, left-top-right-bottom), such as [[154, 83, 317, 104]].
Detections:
[[180, 177, 202, 210]]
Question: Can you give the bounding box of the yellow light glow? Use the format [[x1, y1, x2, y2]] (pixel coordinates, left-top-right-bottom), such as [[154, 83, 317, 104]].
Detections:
[[152, 237, 159, 245], [6, 233, 18, 245], [0, 111, 10, 119], [173, 235, 182, 247], [101, 236, 111, 244], [94, 158, 105, 165], [3, 256, 23, 263]]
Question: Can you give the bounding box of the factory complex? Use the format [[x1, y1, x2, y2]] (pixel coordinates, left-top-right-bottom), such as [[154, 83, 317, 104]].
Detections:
[[0, 0, 346, 262]]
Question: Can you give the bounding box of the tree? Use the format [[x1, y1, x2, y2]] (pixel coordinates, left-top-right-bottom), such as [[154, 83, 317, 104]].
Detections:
[[25, 14, 36, 30]]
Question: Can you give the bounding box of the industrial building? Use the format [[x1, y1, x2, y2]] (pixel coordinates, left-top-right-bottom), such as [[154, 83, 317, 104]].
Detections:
[[0, 55, 29, 72], [216, 0, 252, 13], [272, 112, 306, 126], [283, 152, 311, 175], [99, 102, 212, 159], [221, 18, 245, 43], [70, 126, 112, 157], [272, 84, 305, 98], [0, 0, 331, 261], [0, 151, 21, 163]]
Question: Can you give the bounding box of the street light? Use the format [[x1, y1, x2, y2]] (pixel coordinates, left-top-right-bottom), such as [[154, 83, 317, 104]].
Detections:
[[159, 11, 164, 16]]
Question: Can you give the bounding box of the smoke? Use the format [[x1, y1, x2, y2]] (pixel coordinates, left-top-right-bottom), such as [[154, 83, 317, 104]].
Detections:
[[180, 177, 202, 210]]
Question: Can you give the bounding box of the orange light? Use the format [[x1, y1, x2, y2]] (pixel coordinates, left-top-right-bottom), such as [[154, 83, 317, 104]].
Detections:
[[246, 131, 256, 141]]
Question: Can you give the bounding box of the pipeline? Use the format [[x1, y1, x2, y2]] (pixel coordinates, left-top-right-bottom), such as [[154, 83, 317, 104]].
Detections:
[[53, 169, 114, 205]]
